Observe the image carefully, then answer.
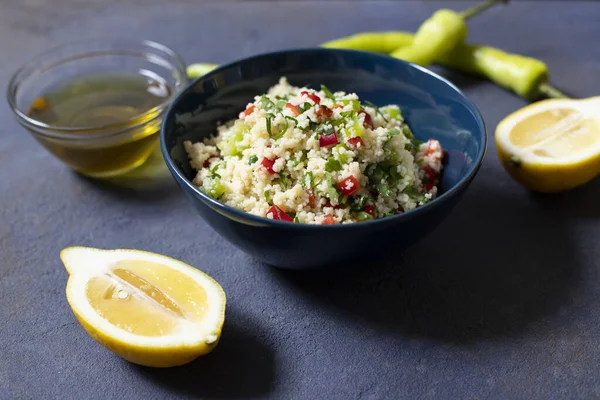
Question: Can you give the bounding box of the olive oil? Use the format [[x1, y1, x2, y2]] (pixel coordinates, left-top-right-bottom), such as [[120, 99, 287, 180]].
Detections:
[[28, 72, 172, 177]]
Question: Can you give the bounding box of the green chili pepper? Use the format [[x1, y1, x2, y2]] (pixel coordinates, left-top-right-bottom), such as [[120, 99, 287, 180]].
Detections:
[[186, 63, 218, 78], [436, 43, 565, 100], [390, 0, 506, 66], [322, 32, 414, 54], [324, 31, 566, 101], [390, 9, 467, 66]]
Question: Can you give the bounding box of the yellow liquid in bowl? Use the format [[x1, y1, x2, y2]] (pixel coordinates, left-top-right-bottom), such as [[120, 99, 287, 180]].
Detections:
[[28, 72, 172, 177]]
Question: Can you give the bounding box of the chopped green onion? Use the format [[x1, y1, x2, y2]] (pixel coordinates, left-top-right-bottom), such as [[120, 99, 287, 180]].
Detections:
[[303, 172, 313, 188], [377, 182, 393, 197], [259, 95, 275, 110], [284, 116, 298, 125], [209, 162, 221, 178], [321, 84, 335, 100], [388, 128, 401, 136], [325, 157, 342, 172], [266, 114, 274, 137], [248, 155, 258, 164], [203, 177, 226, 199], [387, 107, 401, 119], [275, 100, 287, 110], [334, 144, 348, 164], [353, 211, 373, 221], [328, 187, 338, 202], [404, 143, 413, 151], [341, 99, 361, 111], [280, 172, 288, 188], [264, 189, 273, 204], [293, 215, 300, 223], [402, 126, 414, 139], [299, 102, 312, 112], [340, 110, 356, 118], [405, 186, 426, 203]]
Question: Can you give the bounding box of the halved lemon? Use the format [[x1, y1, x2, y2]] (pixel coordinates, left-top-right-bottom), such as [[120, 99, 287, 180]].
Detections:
[[496, 97, 600, 193], [61, 247, 226, 368]]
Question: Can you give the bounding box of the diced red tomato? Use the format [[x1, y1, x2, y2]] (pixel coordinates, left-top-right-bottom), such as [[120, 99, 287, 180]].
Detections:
[[242, 105, 256, 116], [319, 132, 338, 147], [322, 214, 336, 225], [422, 165, 438, 183], [202, 156, 218, 168], [363, 204, 376, 218], [301, 91, 321, 104], [359, 110, 374, 129], [315, 105, 333, 121], [261, 157, 277, 174], [306, 190, 317, 208], [347, 137, 364, 147], [337, 176, 360, 197], [266, 205, 294, 222], [285, 103, 301, 116]]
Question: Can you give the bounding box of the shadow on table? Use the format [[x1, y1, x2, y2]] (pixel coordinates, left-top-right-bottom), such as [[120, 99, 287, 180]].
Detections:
[[275, 181, 584, 344], [134, 310, 275, 399], [432, 66, 487, 93], [74, 145, 181, 204], [531, 177, 600, 219]]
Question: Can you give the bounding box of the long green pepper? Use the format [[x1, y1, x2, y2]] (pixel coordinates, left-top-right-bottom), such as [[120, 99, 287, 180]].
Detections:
[[323, 31, 566, 100], [389, 0, 506, 66]]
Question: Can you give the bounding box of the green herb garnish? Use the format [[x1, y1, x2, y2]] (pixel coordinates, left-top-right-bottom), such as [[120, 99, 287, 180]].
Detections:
[[293, 215, 300, 223], [325, 157, 342, 172], [303, 171, 313, 188], [249, 155, 258, 164], [280, 172, 288, 188], [266, 113, 274, 137], [353, 211, 373, 221], [321, 84, 335, 100], [259, 95, 275, 110], [264, 189, 273, 204], [405, 186, 426, 203], [376, 182, 393, 197]]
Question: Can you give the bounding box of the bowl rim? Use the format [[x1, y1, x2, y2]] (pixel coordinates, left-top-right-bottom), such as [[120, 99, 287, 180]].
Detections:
[[161, 47, 487, 230]]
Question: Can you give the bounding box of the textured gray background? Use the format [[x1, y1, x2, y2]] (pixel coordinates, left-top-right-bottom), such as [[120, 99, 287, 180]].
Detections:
[[2, 1, 600, 399]]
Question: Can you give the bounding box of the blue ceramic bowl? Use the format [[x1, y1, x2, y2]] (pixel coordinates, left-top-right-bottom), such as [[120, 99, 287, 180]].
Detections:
[[161, 48, 486, 270]]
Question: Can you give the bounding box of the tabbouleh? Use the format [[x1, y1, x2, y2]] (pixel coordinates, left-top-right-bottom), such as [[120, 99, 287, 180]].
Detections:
[[184, 77, 443, 225]]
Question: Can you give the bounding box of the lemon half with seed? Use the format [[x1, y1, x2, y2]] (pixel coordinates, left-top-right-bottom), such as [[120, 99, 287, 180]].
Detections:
[[61, 247, 226, 368], [496, 97, 600, 193]]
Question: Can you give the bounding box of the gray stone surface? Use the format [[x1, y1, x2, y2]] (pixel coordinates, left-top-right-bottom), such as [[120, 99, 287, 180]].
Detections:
[[2, 1, 600, 399]]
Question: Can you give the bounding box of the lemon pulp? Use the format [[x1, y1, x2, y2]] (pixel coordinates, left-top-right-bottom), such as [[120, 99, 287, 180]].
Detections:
[[86, 260, 209, 337]]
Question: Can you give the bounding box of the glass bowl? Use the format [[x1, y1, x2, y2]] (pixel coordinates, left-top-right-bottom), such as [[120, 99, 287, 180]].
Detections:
[[7, 38, 188, 177]]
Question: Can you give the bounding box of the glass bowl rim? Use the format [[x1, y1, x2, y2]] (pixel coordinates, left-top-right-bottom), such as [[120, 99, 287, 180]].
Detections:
[[6, 37, 188, 140]]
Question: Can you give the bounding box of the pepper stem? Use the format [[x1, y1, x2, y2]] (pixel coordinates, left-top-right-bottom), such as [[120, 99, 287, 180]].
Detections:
[[460, 0, 509, 20], [538, 82, 570, 99]]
